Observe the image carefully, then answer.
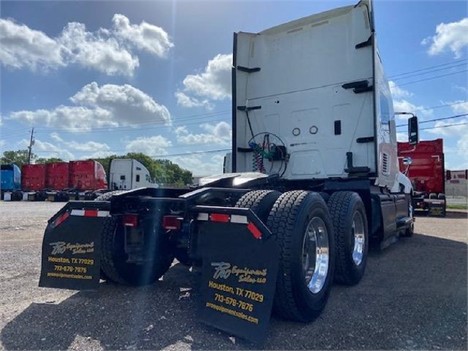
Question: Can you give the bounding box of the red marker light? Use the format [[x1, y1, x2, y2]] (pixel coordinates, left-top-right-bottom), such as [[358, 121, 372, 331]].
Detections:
[[123, 214, 138, 227], [247, 222, 262, 239], [162, 215, 182, 230], [210, 213, 230, 223]]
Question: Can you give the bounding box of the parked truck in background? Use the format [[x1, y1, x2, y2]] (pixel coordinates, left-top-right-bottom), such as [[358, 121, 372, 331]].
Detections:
[[46, 162, 69, 191], [2, 159, 156, 201], [39, 0, 417, 342], [69, 160, 108, 196], [21, 164, 48, 201], [397, 138, 446, 216], [44, 162, 70, 201], [109, 158, 157, 190], [0, 164, 22, 200], [19, 160, 108, 201]]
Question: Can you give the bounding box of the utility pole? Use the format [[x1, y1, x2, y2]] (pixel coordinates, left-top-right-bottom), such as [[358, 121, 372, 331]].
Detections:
[[27, 128, 35, 164]]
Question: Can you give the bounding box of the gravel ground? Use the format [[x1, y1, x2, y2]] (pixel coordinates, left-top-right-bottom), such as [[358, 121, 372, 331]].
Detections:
[[0, 201, 466, 350]]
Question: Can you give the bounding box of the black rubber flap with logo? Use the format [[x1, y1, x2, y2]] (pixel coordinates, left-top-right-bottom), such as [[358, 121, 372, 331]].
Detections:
[[39, 202, 107, 290], [196, 207, 280, 344]]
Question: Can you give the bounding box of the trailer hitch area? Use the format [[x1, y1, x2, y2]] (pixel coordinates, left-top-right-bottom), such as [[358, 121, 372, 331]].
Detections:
[[39, 201, 110, 290], [193, 205, 280, 343]]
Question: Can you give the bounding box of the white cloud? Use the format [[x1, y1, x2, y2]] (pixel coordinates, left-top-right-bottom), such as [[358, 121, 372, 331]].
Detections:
[[450, 100, 468, 114], [9, 105, 116, 132], [175, 91, 214, 110], [177, 54, 232, 108], [169, 153, 225, 177], [81, 151, 116, 160], [393, 99, 433, 121], [0, 18, 64, 70], [112, 14, 173, 58], [455, 134, 468, 169], [390, 81, 433, 121], [66, 141, 110, 152], [175, 121, 231, 145], [422, 18, 468, 58], [71, 82, 171, 125], [59, 22, 139, 76], [19, 138, 75, 160], [13, 134, 115, 163], [8, 82, 171, 131], [50, 132, 64, 143], [389, 81, 413, 99], [0, 15, 172, 75], [125, 135, 172, 156], [426, 117, 468, 169]]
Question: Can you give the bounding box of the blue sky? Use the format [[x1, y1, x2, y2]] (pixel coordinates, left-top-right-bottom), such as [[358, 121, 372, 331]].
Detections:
[[1, 0, 467, 176]]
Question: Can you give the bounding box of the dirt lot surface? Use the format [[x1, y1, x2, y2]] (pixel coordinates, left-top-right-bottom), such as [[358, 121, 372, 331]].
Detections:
[[0, 201, 466, 350]]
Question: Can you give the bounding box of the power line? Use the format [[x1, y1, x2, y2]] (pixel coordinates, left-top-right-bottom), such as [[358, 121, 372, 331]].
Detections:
[[427, 101, 467, 110], [396, 113, 468, 128], [31, 148, 232, 158], [420, 122, 468, 131], [397, 69, 468, 87], [391, 63, 467, 82], [33, 111, 231, 134], [389, 59, 467, 79]]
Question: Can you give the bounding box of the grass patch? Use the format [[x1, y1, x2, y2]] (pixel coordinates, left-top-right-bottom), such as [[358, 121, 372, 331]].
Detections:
[[447, 203, 468, 210]]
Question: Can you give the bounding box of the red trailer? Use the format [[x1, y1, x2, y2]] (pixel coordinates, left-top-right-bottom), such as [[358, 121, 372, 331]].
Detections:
[[69, 160, 107, 191], [45, 162, 69, 190], [397, 138, 446, 216], [21, 164, 46, 191]]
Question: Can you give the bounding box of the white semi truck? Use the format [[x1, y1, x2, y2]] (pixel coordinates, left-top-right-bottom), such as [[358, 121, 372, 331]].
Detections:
[[40, 0, 417, 342], [109, 158, 157, 190]]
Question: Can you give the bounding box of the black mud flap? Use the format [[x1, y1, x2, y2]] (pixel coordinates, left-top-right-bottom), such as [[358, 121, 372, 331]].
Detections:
[[426, 199, 446, 217], [39, 201, 110, 290], [194, 206, 280, 344]]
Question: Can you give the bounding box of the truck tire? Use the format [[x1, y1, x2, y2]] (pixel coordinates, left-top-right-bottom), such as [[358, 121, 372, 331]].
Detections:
[[100, 217, 174, 286], [235, 190, 282, 222], [94, 190, 124, 281], [267, 190, 335, 322], [327, 191, 368, 285]]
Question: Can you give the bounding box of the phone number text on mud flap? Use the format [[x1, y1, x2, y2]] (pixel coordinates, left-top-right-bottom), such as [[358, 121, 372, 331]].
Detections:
[[47, 256, 95, 275]]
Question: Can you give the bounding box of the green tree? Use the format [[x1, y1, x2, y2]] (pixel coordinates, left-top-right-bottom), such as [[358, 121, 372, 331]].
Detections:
[[1, 150, 36, 167], [35, 157, 64, 164]]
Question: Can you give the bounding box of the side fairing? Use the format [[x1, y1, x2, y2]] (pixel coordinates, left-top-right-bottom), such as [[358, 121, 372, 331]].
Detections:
[[374, 50, 399, 189]]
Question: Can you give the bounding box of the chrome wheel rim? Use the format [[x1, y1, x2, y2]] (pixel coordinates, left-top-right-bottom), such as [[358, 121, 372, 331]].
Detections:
[[352, 211, 365, 266], [302, 217, 329, 294]]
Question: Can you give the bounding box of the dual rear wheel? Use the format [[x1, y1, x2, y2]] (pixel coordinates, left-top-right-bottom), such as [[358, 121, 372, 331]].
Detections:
[[236, 189, 368, 322], [99, 188, 369, 321]]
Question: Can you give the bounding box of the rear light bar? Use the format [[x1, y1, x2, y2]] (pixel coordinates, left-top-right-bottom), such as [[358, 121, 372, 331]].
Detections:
[[163, 215, 182, 230], [123, 214, 138, 227]]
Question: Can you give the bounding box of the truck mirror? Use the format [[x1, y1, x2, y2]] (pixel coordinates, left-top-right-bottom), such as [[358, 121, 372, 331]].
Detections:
[[408, 116, 419, 145]]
